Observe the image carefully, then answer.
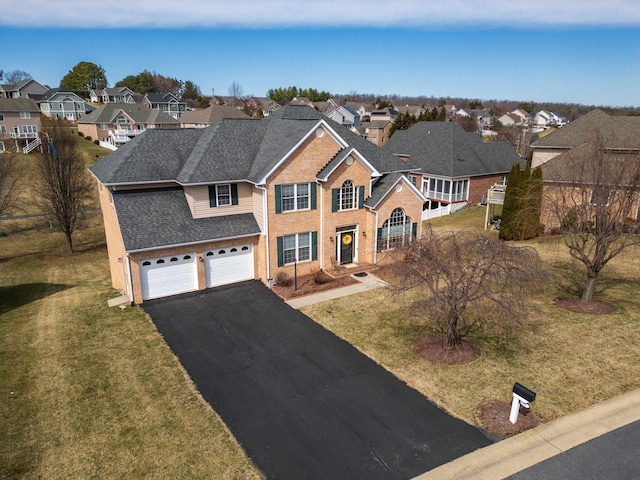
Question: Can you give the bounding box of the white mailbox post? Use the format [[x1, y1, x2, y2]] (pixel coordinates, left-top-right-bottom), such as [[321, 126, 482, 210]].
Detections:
[[510, 382, 536, 424]]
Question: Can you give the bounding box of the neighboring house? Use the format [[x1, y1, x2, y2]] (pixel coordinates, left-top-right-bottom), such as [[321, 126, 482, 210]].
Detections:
[[456, 108, 472, 118], [77, 103, 180, 148], [496, 112, 521, 128], [341, 101, 374, 118], [0, 98, 42, 153], [326, 105, 360, 128], [142, 92, 187, 119], [533, 110, 567, 131], [531, 109, 640, 232], [530, 109, 640, 168], [288, 96, 315, 108], [260, 99, 281, 116], [370, 107, 398, 123], [511, 108, 531, 125], [101, 87, 136, 104], [89, 105, 426, 304], [0, 79, 48, 98], [472, 109, 493, 130], [34, 88, 88, 121], [538, 143, 640, 232], [362, 120, 392, 147], [89, 89, 103, 103], [384, 121, 523, 219], [443, 104, 457, 120], [396, 105, 427, 117], [180, 104, 250, 128]]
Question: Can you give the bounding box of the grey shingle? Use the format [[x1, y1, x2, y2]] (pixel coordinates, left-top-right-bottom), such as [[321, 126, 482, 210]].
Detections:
[[531, 109, 640, 150], [113, 188, 261, 251], [90, 129, 206, 184], [384, 122, 522, 178]]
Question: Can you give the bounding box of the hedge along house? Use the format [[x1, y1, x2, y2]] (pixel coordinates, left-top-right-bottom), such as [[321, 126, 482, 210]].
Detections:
[[90, 105, 426, 304]]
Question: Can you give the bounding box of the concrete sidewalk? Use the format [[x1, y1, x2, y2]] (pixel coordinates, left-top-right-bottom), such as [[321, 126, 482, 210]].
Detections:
[[413, 388, 640, 479], [285, 272, 388, 309]]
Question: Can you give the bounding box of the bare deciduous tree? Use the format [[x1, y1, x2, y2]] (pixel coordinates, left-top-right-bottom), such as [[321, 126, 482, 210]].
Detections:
[[0, 152, 20, 217], [34, 118, 94, 252], [542, 141, 640, 302], [394, 226, 546, 349], [4, 69, 32, 84], [228, 81, 244, 105]]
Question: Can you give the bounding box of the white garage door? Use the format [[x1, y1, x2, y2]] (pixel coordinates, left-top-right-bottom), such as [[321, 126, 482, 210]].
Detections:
[[140, 253, 198, 300], [205, 244, 254, 287]]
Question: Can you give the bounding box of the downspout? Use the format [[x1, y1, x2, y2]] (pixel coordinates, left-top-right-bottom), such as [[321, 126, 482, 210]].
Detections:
[[373, 210, 379, 265], [125, 253, 134, 304], [257, 184, 271, 287], [318, 181, 323, 269]]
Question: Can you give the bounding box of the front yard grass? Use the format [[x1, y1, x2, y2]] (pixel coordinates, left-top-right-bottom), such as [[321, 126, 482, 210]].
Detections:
[[302, 207, 640, 427], [0, 215, 260, 479]]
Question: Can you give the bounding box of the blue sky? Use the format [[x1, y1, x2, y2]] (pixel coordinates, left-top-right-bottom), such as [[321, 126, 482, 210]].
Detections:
[[2, 1, 640, 107]]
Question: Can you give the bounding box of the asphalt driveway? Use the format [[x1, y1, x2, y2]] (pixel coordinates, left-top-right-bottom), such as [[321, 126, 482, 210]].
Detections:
[[142, 281, 491, 479]]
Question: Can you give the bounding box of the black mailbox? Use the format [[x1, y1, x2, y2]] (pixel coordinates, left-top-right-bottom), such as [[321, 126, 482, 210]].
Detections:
[[513, 382, 536, 403]]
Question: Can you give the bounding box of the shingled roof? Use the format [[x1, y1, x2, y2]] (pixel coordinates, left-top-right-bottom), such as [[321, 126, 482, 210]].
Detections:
[[112, 188, 260, 251], [180, 104, 249, 126], [531, 109, 640, 151], [384, 121, 522, 178], [91, 105, 416, 186], [78, 103, 180, 126]]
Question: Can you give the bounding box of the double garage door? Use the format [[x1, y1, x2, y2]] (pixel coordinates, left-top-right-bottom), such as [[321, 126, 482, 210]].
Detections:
[[140, 245, 254, 300]]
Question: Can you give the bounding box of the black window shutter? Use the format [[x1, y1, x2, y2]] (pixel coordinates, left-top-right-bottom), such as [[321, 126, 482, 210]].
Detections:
[[412, 222, 417, 239], [209, 185, 217, 207], [358, 185, 365, 209], [311, 231, 318, 261], [231, 184, 239, 205], [275, 185, 282, 214], [310, 183, 317, 210], [277, 236, 284, 267], [331, 188, 339, 212]]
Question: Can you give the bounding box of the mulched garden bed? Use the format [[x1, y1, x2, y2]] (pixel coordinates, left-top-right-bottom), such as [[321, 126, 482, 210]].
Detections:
[[409, 336, 481, 365], [475, 400, 540, 439], [272, 272, 359, 300], [554, 297, 616, 314]]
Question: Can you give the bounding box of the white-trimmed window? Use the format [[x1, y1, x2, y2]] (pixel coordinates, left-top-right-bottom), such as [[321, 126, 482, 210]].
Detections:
[[0, 114, 4, 121], [215, 184, 231, 206], [283, 232, 311, 264], [22, 125, 37, 134], [279, 183, 310, 212], [0, 126, 6, 134], [377, 208, 414, 251], [100, 123, 109, 130], [340, 180, 357, 210], [20, 112, 31, 119], [589, 189, 611, 206], [0, 142, 5, 152]]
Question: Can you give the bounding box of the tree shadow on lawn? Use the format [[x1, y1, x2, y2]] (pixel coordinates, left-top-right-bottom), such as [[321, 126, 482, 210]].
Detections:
[[0, 283, 73, 316]]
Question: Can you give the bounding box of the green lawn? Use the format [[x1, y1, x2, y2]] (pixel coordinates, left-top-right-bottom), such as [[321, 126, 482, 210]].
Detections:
[[0, 215, 260, 478], [303, 206, 640, 426]]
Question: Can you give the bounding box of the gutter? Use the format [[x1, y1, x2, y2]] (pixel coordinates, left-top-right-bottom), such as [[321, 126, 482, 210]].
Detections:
[[125, 232, 260, 255]]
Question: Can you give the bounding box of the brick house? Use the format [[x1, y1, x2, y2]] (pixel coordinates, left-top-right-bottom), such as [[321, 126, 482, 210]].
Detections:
[[531, 109, 640, 232], [89, 105, 426, 303], [384, 121, 523, 219]]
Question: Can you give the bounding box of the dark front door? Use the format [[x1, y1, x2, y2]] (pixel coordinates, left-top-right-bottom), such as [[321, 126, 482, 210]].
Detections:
[[340, 232, 353, 264]]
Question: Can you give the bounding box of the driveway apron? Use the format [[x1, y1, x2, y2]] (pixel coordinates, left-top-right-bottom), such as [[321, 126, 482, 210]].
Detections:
[[142, 281, 491, 479]]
